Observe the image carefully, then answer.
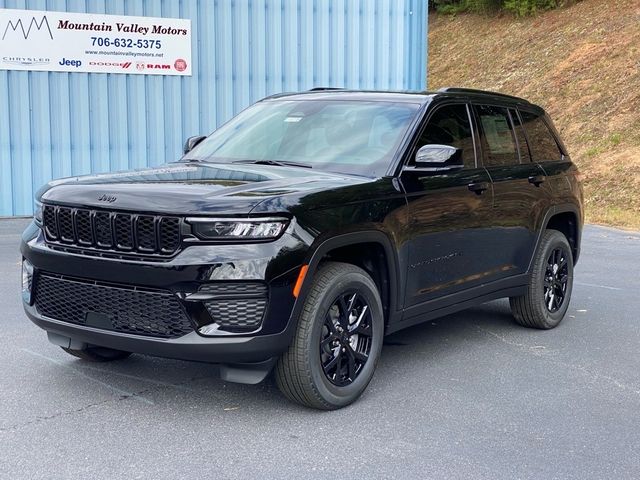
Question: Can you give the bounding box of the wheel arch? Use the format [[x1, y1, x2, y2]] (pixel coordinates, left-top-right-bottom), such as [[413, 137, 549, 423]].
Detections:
[[530, 204, 582, 270], [288, 231, 401, 330], [546, 211, 580, 262]]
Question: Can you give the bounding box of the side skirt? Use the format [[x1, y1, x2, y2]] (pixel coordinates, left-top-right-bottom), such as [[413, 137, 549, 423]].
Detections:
[[387, 274, 528, 335]]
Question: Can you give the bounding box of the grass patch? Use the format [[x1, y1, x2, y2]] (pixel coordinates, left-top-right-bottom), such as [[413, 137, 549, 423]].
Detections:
[[428, 0, 640, 230], [586, 205, 640, 230]]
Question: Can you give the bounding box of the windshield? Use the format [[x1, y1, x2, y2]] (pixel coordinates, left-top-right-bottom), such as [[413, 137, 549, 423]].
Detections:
[[183, 99, 420, 176]]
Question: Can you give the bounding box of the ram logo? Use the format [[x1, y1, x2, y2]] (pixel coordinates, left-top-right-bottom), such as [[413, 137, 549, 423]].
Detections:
[[2, 15, 53, 41]]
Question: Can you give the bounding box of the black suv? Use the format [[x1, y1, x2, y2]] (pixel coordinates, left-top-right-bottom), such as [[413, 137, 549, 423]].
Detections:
[[21, 88, 583, 409]]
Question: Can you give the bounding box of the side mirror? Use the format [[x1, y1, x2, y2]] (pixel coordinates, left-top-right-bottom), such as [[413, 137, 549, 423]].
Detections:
[[411, 144, 464, 172], [183, 135, 207, 155]]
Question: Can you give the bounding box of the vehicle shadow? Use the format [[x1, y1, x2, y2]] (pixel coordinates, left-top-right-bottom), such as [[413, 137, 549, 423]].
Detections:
[[59, 299, 521, 411]]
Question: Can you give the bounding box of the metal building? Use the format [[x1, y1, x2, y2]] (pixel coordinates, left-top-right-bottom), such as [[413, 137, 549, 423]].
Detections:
[[0, 0, 428, 216]]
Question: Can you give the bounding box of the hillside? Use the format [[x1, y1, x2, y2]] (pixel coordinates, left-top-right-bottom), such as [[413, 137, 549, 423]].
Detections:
[[428, 0, 640, 229]]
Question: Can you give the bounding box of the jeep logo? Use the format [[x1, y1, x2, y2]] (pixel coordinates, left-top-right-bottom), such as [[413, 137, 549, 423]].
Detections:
[[98, 194, 117, 203], [59, 57, 81, 68]]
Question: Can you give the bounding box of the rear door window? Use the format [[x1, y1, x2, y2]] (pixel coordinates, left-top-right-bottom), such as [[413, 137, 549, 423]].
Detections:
[[519, 110, 562, 162], [474, 105, 518, 167]]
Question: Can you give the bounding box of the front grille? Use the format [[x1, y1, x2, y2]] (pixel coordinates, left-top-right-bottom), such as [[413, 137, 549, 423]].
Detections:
[[34, 273, 193, 339], [42, 205, 181, 258], [201, 283, 268, 330]]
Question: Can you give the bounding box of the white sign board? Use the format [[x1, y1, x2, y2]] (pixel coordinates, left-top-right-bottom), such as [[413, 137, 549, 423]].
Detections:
[[0, 8, 191, 75]]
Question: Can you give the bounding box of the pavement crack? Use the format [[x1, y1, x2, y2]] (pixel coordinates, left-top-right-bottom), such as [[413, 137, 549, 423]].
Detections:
[[0, 398, 115, 433], [0, 375, 219, 434], [561, 363, 640, 396], [474, 325, 548, 356], [474, 324, 640, 397], [21, 348, 155, 405]]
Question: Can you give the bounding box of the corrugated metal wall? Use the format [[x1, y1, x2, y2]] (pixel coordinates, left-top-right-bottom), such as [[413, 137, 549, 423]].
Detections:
[[0, 0, 428, 216]]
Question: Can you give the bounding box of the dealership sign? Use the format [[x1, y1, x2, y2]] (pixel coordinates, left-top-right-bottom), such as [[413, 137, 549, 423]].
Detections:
[[0, 8, 191, 75]]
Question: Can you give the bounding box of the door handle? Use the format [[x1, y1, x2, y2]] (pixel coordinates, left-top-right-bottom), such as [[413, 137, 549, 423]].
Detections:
[[468, 182, 489, 195], [528, 175, 546, 187]]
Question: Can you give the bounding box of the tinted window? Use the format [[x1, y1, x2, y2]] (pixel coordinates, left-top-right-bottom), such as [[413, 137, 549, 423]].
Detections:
[[475, 105, 518, 167], [520, 110, 562, 162], [416, 104, 475, 168], [509, 108, 531, 163]]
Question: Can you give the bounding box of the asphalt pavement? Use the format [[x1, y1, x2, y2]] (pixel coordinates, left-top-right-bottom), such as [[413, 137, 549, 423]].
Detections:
[[1, 218, 639, 479]]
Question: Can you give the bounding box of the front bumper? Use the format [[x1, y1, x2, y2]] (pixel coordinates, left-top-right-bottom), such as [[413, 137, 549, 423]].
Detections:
[[23, 302, 292, 364], [20, 221, 309, 365]]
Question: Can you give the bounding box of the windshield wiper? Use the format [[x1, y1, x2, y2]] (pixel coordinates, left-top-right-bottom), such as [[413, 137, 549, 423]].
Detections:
[[232, 159, 312, 169]]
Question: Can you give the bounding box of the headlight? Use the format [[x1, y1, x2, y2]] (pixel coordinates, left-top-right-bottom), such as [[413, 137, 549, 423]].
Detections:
[[34, 200, 43, 225], [187, 217, 289, 240]]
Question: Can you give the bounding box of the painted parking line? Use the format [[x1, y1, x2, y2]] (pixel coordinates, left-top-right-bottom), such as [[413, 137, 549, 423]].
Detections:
[[575, 281, 623, 291]]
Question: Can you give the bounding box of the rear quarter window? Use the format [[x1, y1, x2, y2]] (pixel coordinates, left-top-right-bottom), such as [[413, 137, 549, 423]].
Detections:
[[520, 110, 563, 162]]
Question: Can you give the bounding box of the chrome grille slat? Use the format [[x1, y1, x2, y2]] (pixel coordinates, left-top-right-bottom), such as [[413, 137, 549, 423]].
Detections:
[[42, 205, 181, 257]]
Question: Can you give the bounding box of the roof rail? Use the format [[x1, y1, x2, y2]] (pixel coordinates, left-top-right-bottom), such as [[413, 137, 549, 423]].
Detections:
[[308, 87, 345, 91], [436, 87, 529, 103]]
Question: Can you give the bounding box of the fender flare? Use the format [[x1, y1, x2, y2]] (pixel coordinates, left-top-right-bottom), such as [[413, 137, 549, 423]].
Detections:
[[528, 203, 582, 271], [285, 230, 402, 332]]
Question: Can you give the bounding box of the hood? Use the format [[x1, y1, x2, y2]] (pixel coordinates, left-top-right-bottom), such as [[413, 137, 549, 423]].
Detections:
[[38, 162, 370, 215]]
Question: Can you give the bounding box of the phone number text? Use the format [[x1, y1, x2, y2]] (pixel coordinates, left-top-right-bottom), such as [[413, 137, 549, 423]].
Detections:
[[90, 37, 162, 49]]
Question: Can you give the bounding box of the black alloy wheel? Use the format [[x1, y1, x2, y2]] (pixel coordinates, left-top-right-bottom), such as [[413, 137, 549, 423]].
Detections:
[[544, 247, 570, 313], [510, 229, 574, 330], [275, 261, 384, 410], [320, 291, 373, 387]]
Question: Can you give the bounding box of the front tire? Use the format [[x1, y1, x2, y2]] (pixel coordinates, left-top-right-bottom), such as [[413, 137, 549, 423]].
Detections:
[[275, 262, 384, 410], [61, 345, 132, 362], [510, 229, 574, 329]]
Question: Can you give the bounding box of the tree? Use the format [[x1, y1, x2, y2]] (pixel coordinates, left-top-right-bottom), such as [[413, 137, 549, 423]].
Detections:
[[430, 0, 579, 16]]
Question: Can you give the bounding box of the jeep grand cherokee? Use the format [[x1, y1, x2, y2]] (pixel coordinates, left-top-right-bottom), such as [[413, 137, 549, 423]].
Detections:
[[21, 88, 583, 409]]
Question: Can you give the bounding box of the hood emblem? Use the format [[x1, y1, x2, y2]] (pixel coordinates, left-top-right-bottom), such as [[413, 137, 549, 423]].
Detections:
[[98, 194, 117, 203]]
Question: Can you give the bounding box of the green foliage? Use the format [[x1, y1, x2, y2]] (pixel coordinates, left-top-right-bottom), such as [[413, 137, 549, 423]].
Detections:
[[465, 0, 503, 13], [432, 0, 501, 14], [502, 0, 560, 16], [430, 0, 579, 16], [431, 0, 469, 14]]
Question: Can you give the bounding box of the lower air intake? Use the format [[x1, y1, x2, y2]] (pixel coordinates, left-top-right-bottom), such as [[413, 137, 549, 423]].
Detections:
[[200, 283, 268, 330], [34, 273, 193, 339]]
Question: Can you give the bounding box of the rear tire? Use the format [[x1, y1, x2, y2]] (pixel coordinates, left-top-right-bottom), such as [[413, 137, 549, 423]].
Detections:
[[510, 229, 574, 329], [275, 262, 384, 410], [61, 345, 132, 362]]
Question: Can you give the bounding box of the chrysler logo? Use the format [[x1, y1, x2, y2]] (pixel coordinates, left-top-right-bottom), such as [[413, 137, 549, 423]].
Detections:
[[3, 56, 50, 66], [2, 15, 53, 41], [98, 194, 117, 203]]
